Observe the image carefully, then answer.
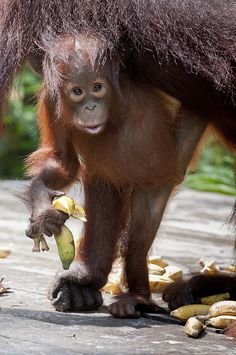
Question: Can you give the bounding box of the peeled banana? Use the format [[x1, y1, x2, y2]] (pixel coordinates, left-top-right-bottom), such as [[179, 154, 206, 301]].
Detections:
[[184, 317, 206, 338], [170, 304, 210, 321]]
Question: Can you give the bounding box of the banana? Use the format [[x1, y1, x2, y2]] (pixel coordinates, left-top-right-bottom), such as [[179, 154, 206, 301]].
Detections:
[[52, 196, 87, 222], [0, 250, 11, 258], [170, 304, 210, 321], [206, 315, 236, 329], [149, 274, 173, 293], [52, 196, 75, 216], [31, 195, 87, 270], [102, 281, 123, 295], [201, 293, 230, 306], [224, 265, 236, 273], [72, 204, 87, 222], [208, 300, 236, 318], [148, 263, 165, 275], [148, 256, 168, 268], [184, 317, 206, 338], [198, 259, 219, 274], [54, 225, 75, 270], [164, 265, 182, 281]]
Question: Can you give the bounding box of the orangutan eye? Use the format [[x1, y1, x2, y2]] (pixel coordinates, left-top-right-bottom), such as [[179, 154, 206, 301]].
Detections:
[[72, 87, 83, 96], [93, 84, 102, 92]]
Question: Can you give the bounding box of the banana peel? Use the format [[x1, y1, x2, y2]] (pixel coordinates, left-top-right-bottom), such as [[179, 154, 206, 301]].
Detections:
[[198, 259, 220, 274], [52, 196, 87, 222], [164, 265, 182, 281], [103, 256, 178, 295], [72, 204, 87, 222], [149, 274, 173, 293], [52, 196, 75, 215], [148, 256, 169, 268], [148, 263, 165, 275], [0, 278, 11, 295]]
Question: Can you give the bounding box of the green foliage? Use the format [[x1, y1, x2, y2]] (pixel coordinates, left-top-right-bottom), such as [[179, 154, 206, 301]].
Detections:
[[184, 140, 236, 196], [0, 67, 41, 178]]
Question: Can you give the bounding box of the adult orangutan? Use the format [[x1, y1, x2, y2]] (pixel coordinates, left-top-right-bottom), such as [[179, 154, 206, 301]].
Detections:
[[1, 0, 236, 334]]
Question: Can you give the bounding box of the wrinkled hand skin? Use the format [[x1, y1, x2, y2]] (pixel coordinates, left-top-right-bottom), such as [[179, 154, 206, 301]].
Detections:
[[25, 208, 69, 238], [108, 293, 164, 318], [48, 261, 103, 312], [25, 178, 69, 238]]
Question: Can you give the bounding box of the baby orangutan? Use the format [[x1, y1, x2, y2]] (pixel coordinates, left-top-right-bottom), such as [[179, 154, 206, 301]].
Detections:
[[25, 33, 207, 317]]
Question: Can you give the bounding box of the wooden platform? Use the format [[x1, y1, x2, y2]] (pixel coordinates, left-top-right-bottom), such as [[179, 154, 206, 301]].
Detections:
[[0, 180, 236, 354]]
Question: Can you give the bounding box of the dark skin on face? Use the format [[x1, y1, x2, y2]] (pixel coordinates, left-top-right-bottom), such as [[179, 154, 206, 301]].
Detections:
[[24, 34, 236, 326], [64, 72, 111, 135]]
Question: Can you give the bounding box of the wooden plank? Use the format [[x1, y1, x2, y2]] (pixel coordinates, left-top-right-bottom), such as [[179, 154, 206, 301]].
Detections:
[[0, 181, 235, 354]]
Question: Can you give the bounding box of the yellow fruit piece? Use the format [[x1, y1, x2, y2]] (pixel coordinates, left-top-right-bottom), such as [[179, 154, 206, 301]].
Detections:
[[170, 304, 210, 321], [148, 256, 168, 268], [184, 317, 206, 338], [148, 263, 165, 275], [206, 315, 236, 329], [164, 265, 182, 281], [52, 196, 75, 216], [201, 293, 230, 306], [149, 274, 173, 293], [102, 282, 123, 295], [0, 250, 11, 258], [224, 265, 236, 273], [54, 225, 75, 270], [102, 262, 126, 295], [72, 204, 87, 222], [208, 300, 236, 318], [198, 259, 219, 274]]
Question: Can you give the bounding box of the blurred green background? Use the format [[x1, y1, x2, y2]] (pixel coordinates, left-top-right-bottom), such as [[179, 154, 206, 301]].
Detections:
[[0, 66, 235, 196], [0, 66, 40, 178]]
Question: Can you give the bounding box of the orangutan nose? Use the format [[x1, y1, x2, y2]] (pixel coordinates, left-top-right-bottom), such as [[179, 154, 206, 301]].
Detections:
[[85, 104, 96, 111]]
